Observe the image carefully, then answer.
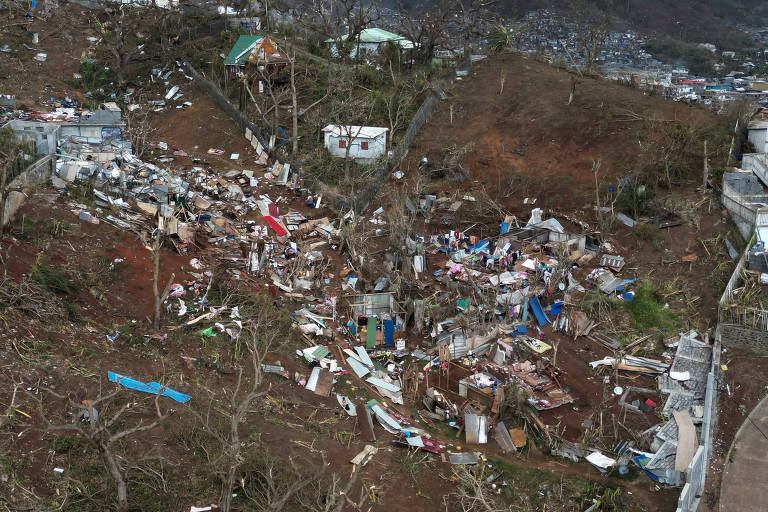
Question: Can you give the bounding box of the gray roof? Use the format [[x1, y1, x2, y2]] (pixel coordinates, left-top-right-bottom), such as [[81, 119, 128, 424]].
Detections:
[[724, 171, 766, 196], [645, 440, 678, 470], [66, 109, 123, 126]]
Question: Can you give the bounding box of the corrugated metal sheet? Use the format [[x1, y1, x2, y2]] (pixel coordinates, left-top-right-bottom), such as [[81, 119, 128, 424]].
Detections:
[[366, 376, 400, 393], [465, 413, 487, 444], [355, 346, 374, 367], [346, 357, 371, 378]]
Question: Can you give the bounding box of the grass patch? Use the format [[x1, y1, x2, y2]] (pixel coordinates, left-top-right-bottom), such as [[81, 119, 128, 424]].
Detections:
[[31, 261, 80, 295], [624, 282, 678, 330], [397, 449, 432, 480]]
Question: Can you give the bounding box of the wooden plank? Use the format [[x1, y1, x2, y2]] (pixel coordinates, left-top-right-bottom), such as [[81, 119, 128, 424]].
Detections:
[[357, 405, 376, 442], [673, 410, 696, 471], [493, 421, 517, 453], [313, 369, 333, 396]]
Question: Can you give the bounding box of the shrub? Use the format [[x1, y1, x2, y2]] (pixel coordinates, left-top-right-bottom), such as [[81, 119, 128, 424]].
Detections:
[[624, 282, 677, 330], [31, 262, 80, 295]]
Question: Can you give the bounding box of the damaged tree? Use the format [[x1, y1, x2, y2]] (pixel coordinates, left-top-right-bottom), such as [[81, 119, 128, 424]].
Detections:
[[151, 232, 175, 331], [0, 129, 33, 232], [32, 385, 174, 512], [571, 0, 612, 75], [383, 62, 427, 139], [453, 0, 497, 67], [397, 0, 452, 63], [192, 291, 293, 512], [291, 0, 380, 61]]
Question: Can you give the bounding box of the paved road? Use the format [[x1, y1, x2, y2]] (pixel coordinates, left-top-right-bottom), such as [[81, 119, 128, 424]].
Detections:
[[720, 394, 768, 512]]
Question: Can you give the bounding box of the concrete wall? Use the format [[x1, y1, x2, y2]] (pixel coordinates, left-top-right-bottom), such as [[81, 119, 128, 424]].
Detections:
[[350, 78, 452, 213], [721, 176, 768, 240], [183, 61, 272, 160], [748, 128, 768, 154], [4, 120, 60, 155], [1, 154, 55, 226], [60, 125, 122, 142], [675, 335, 720, 512], [718, 323, 768, 354], [323, 133, 386, 161]]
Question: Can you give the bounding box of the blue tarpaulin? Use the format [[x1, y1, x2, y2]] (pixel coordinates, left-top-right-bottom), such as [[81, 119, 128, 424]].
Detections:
[[383, 319, 395, 347], [548, 301, 564, 316], [108, 371, 191, 403], [632, 456, 660, 482], [500, 222, 509, 235], [466, 240, 489, 254], [529, 297, 550, 326]]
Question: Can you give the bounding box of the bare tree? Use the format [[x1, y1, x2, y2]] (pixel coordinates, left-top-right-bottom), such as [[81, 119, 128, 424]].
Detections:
[[90, 0, 179, 87], [0, 128, 32, 233], [571, 0, 612, 75], [123, 99, 157, 159], [91, 4, 142, 87], [192, 292, 293, 512], [453, 0, 497, 67], [383, 62, 427, 139], [325, 69, 375, 186], [151, 232, 175, 331], [397, 0, 452, 63], [384, 175, 425, 278], [252, 65, 293, 149], [289, 0, 380, 61], [31, 384, 174, 512]]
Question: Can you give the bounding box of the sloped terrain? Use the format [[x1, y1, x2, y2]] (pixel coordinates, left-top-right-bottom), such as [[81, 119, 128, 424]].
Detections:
[[409, 52, 722, 212]]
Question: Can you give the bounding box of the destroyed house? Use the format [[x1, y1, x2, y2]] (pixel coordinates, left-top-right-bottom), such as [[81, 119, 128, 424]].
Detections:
[[3, 106, 124, 155], [4, 120, 59, 155], [345, 292, 406, 348], [60, 109, 124, 143], [224, 35, 290, 90]]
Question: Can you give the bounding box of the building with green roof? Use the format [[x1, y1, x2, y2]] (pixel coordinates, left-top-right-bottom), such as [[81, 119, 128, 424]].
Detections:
[[224, 35, 263, 67], [326, 28, 414, 59]]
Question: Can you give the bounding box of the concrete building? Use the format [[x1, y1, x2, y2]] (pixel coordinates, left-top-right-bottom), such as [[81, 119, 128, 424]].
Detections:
[[322, 125, 388, 162], [60, 109, 124, 143], [3, 106, 124, 155], [748, 119, 768, 153], [4, 120, 60, 155], [326, 28, 414, 59]]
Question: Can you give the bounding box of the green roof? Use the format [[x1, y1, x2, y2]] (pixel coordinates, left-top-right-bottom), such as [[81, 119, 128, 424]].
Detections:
[[325, 28, 414, 48], [224, 35, 263, 66]]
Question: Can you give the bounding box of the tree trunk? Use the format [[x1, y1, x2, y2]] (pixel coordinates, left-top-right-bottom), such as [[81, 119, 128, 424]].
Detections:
[[291, 56, 298, 154], [152, 236, 161, 330], [0, 165, 8, 231], [344, 139, 352, 182], [220, 465, 236, 512], [103, 443, 128, 512], [702, 140, 709, 193]]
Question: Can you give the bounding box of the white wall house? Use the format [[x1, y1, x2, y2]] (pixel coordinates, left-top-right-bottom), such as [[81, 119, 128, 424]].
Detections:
[[748, 120, 768, 154], [322, 125, 388, 162]]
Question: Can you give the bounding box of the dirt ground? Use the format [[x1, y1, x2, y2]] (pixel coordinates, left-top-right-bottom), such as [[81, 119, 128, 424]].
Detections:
[[0, 16, 746, 511], [697, 350, 768, 511], [407, 53, 718, 213]]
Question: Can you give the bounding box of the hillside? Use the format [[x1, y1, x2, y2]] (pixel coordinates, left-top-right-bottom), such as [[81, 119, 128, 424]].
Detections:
[[408, 52, 725, 212], [503, 0, 766, 50]]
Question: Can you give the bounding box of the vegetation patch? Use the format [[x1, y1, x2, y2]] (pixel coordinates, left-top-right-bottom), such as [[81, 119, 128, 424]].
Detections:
[[624, 282, 678, 330]]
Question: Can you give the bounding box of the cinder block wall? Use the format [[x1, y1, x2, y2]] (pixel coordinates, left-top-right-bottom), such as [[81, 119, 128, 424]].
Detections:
[[719, 323, 768, 354]]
